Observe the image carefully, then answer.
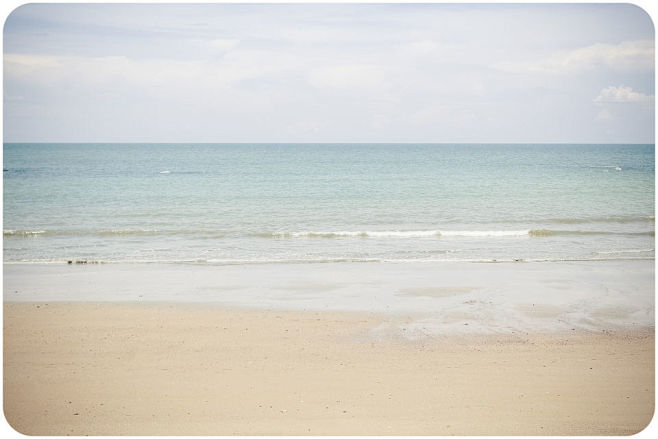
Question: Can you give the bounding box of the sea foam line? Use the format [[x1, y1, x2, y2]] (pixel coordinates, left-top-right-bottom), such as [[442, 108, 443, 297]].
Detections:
[[547, 215, 654, 224], [4, 228, 654, 239], [4, 255, 655, 265], [595, 248, 655, 255], [3, 229, 48, 236], [257, 229, 654, 238], [257, 230, 524, 238]]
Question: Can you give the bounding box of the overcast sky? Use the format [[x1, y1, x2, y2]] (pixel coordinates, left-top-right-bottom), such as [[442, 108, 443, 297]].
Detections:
[[3, 3, 655, 143]]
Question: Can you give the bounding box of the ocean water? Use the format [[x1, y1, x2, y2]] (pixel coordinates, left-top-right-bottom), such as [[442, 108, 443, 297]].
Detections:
[[3, 143, 655, 265]]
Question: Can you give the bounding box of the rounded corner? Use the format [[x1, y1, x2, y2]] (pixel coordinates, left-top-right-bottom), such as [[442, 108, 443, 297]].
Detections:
[[2, 402, 32, 437], [3, 2, 35, 37], [627, 401, 656, 437], [623, 2, 656, 37]]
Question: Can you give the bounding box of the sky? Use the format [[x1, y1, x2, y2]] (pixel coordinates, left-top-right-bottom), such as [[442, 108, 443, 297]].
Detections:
[[2, 3, 655, 143]]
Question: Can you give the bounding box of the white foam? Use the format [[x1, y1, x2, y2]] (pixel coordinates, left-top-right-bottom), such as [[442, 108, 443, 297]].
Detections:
[[299, 231, 365, 238], [370, 230, 439, 237], [98, 228, 161, 235], [439, 230, 530, 237], [3, 229, 47, 236], [272, 231, 440, 238], [595, 248, 654, 255], [159, 170, 171, 174], [271, 230, 529, 238]]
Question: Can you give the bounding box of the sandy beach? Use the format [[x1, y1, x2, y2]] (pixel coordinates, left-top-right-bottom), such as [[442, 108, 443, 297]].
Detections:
[[3, 301, 654, 435], [3, 3, 656, 437]]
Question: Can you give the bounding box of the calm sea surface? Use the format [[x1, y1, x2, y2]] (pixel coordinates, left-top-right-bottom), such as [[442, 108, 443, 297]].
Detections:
[[3, 143, 655, 264]]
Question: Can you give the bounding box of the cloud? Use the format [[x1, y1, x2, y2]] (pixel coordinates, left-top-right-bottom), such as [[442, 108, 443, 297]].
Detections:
[[3, 53, 61, 70], [204, 39, 240, 52], [4, 3, 655, 143], [4, 53, 207, 90], [399, 40, 438, 56], [593, 85, 653, 103], [494, 40, 654, 74], [307, 64, 387, 90], [3, 50, 303, 93]]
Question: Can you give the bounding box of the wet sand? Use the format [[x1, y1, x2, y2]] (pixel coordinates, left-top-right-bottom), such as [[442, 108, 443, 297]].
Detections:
[[3, 302, 654, 435], [3, 260, 654, 335]]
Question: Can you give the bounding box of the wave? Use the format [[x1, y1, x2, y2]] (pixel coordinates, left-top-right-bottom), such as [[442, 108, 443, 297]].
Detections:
[[595, 248, 654, 255], [4, 255, 654, 265], [5, 228, 654, 239], [96, 229, 233, 239], [382, 256, 655, 263], [529, 229, 654, 237], [254, 230, 442, 238], [96, 228, 223, 237], [98, 228, 164, 236], [546, 216, 654, 224], [440, 230, 529, 237], [584, 165, 623, 171], [3, 229, 49, 236], [4, 228, 229, 238], [256, 229, 655, 238], [3, 257, 385, 265]]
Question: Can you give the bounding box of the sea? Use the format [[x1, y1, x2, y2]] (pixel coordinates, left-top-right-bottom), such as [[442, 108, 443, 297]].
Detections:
[[2, 143, 655, 265]]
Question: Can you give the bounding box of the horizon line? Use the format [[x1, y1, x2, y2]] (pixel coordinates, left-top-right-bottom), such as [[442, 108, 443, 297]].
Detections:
[[3, 141, 655, 145]]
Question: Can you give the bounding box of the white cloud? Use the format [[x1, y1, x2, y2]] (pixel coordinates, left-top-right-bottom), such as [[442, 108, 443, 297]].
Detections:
[[4, 53, 61, 70], [3, 50, 303, 93], [205, 39, 240, 52], [597, 108, 613, 120], [593, 85, 653, 103], [399, 40, 438, 56], [4, 53, 208, 91], [3, 3, 655, 143], [307, 64, 387, 90], [495, 40, 654, 74]]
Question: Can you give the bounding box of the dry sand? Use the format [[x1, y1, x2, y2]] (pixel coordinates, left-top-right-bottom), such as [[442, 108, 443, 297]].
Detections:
[[3, 302, 655, 435]]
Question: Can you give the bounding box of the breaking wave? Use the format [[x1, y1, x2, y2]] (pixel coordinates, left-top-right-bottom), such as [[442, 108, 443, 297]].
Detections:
[[528, 229, 654, 237], [3, 229, 49, 236], [256, 229, 655, 238], [546, 216, 654, 224], [4, 255, 654, 265], [5, 228, 654, 239]]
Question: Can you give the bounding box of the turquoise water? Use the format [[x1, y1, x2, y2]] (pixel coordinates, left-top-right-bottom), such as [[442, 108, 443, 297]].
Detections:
[[3, 143, 655, 264]]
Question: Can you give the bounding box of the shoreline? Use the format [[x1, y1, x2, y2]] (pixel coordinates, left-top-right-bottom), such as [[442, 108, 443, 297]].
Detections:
[[4, 260, 654, 335], [3, 255, 656, 264], [3, 301, 654, 435]]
